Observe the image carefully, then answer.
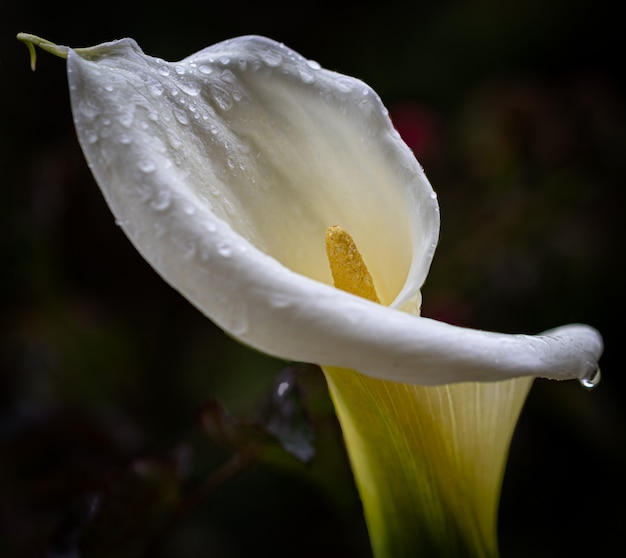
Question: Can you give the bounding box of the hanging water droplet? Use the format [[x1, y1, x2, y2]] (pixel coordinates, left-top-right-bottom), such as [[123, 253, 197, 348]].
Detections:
[[579, 367, 601, 390]]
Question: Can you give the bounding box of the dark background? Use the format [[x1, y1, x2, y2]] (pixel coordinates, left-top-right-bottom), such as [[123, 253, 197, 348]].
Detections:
[[2, 1, 624, 556]]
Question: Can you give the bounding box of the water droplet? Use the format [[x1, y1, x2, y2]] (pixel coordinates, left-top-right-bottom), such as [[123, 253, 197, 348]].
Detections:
[[336, 78, 355, 93], [147, 110, 160, 122], [174, 64, 185, 75], [174, 108, 190, 125], [138, 159, 156, 173], [430, 191, 438, 199], [212, 87, 233, 111], [219, 56, 230, 65], [217, 243, 232, 257], [261, 51, 282, 67], [148, 81, 164, 96], [198, 64, 213, 75], [179, 80, 201, 96], [306, 59, 321, 70], [179, 239, 197, 259], [86, 132, 99, 144], [579, 367, 601, 390], [299, 69, 314, 84], [78, 100, 100, 121], [150, 190, 171, 211], [118, 133, 132, 145], [153, 221, 166, 237], [104, 83, 114, 92], [229, 313, 248, 335], [118, 107, 135, 127], [157, 65, 170, 77]]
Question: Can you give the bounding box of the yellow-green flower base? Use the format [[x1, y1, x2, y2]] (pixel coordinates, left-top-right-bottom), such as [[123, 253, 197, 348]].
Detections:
[[323, 366, 532, 558]]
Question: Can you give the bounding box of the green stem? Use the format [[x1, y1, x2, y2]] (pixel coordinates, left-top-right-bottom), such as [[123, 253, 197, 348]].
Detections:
[[17, 33, 69, 70]]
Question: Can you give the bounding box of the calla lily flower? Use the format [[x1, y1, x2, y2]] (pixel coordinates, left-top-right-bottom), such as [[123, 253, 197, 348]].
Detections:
[[19, 33, 603, 557]]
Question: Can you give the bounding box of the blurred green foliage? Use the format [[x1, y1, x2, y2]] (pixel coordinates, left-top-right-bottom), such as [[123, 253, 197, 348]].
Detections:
[[1, 1, 624, 556]]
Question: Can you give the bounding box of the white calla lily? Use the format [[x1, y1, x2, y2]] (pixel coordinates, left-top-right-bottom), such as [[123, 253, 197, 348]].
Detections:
[[19, 33, 601, 386], [20, 32, 604, 557]]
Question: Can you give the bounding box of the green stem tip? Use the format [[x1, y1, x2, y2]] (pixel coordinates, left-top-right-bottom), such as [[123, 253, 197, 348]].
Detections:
[[17, 33, 69, 71]]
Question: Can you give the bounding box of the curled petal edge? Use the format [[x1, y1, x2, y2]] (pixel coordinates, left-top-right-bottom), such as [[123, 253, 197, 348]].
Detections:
[[64, 39, 603, 386], [76, 141, 602, 385]]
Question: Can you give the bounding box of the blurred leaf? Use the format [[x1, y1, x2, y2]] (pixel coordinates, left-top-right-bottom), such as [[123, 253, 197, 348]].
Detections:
[[199, 364, 316, 465], [256, 365, 316, 465]]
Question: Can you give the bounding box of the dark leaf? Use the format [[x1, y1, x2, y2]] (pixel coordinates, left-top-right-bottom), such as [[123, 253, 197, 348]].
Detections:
[[256, 364, 317, 464]]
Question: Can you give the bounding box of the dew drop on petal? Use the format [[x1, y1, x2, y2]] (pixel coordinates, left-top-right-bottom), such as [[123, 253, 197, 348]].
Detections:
[[198, 64, 213, 75], [148, 81, 164, 97], [213, 88, 233, 111], [153, 221, 166, 237], [217, 243, 232, 257], [78, 100, 100, 121], [261, 51, 282, 67], [579, 367, 601, 390], [157, 65, 171, 77], [299, 69, 314, 84], [138, 159, 156, 173], [150, 190, 172, 211], [179, 81, 201, 96], [306, 59, 321, 70], [174, 109, 190, 125], [174, 64, 185, 75]]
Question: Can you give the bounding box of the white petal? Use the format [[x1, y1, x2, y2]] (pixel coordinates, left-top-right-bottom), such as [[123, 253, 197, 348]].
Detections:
[[67, 36, 602, 386]]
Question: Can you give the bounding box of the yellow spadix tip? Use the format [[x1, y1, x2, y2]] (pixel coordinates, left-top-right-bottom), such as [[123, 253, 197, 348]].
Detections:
[[325, 225, 380, 304]]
